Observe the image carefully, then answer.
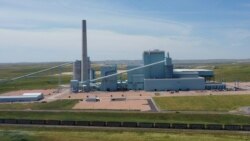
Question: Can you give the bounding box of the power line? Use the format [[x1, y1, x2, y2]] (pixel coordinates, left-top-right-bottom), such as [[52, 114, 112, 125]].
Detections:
[[6, 62, 73, 83]]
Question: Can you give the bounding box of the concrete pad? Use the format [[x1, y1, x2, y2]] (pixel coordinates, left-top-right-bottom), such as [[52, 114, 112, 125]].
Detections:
[[73, 97, 151, 111]]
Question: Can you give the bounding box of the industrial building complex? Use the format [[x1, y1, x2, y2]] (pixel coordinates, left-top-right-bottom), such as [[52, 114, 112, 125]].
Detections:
[[70, 20, 226, 93]]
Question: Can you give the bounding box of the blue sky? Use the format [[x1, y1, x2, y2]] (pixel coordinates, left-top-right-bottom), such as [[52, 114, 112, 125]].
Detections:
[[0, 0, 250, 62]]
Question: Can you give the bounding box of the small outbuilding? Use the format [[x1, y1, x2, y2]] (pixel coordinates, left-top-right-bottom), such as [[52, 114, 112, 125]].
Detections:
[[0, 93, 44, 103]]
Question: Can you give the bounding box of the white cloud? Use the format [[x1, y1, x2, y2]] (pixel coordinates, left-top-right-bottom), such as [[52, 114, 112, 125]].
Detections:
[[0, 0, 193, 37], [0, 0, 249, 62], [0, 28, 233, 63]]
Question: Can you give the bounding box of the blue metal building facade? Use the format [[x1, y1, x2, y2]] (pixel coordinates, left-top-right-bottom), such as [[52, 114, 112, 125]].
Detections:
[[165, 52, 174, 78], [133, 50, 224, 91], [142, 50, 210, 91], [127, 66, 144, 90], [100, 65, 118, 91], [144, 78, 205, 91], [70, 80, 79, 93], [143, 50, 166, 79]]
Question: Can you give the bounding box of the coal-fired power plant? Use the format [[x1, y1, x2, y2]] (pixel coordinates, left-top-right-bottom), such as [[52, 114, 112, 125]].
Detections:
[[71, 20, 226, 93], [71, 20, 91, 92]]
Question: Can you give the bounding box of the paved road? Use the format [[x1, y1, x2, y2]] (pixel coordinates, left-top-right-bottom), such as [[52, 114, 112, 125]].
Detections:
[[147, 98, 159, 112], [45, 88, 70, 102]]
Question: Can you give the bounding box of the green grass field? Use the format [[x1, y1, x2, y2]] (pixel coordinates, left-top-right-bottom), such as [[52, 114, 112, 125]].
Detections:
[[0, 63, 72, 79], [0, 100, 78, 110], [212, 63, 250, 82], [0, 76, 71, 94], [0, 111, 250, 125], [0, 126, 249, 141], [0, 63, 72, 94], [153, 95, 250, 111]]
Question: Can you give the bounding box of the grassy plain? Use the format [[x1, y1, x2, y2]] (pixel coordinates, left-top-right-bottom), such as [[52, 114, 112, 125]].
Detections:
[[0, 100, 78, 110], [0, 63, 72, 94], [0, 126, 249, 141], [0, 111, 250, 125], [153, 95, 250, 111], [0, 63, 72, 79], [211, 63, 250, 82], [0, 76, 71, 94]]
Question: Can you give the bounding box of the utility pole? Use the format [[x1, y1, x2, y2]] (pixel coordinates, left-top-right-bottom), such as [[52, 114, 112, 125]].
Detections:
[[58, 66, 62, 93]]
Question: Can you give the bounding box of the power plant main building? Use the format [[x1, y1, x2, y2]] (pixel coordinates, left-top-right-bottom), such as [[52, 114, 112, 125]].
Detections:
[[71, 20, 226, 93]]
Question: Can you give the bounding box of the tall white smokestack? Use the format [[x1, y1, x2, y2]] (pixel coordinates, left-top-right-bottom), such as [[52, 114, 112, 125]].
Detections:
[[81, 20, 89, 82]]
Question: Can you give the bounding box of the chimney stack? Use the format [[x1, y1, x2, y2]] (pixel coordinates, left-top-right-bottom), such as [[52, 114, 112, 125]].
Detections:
[[81, 20, 89, 83]]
